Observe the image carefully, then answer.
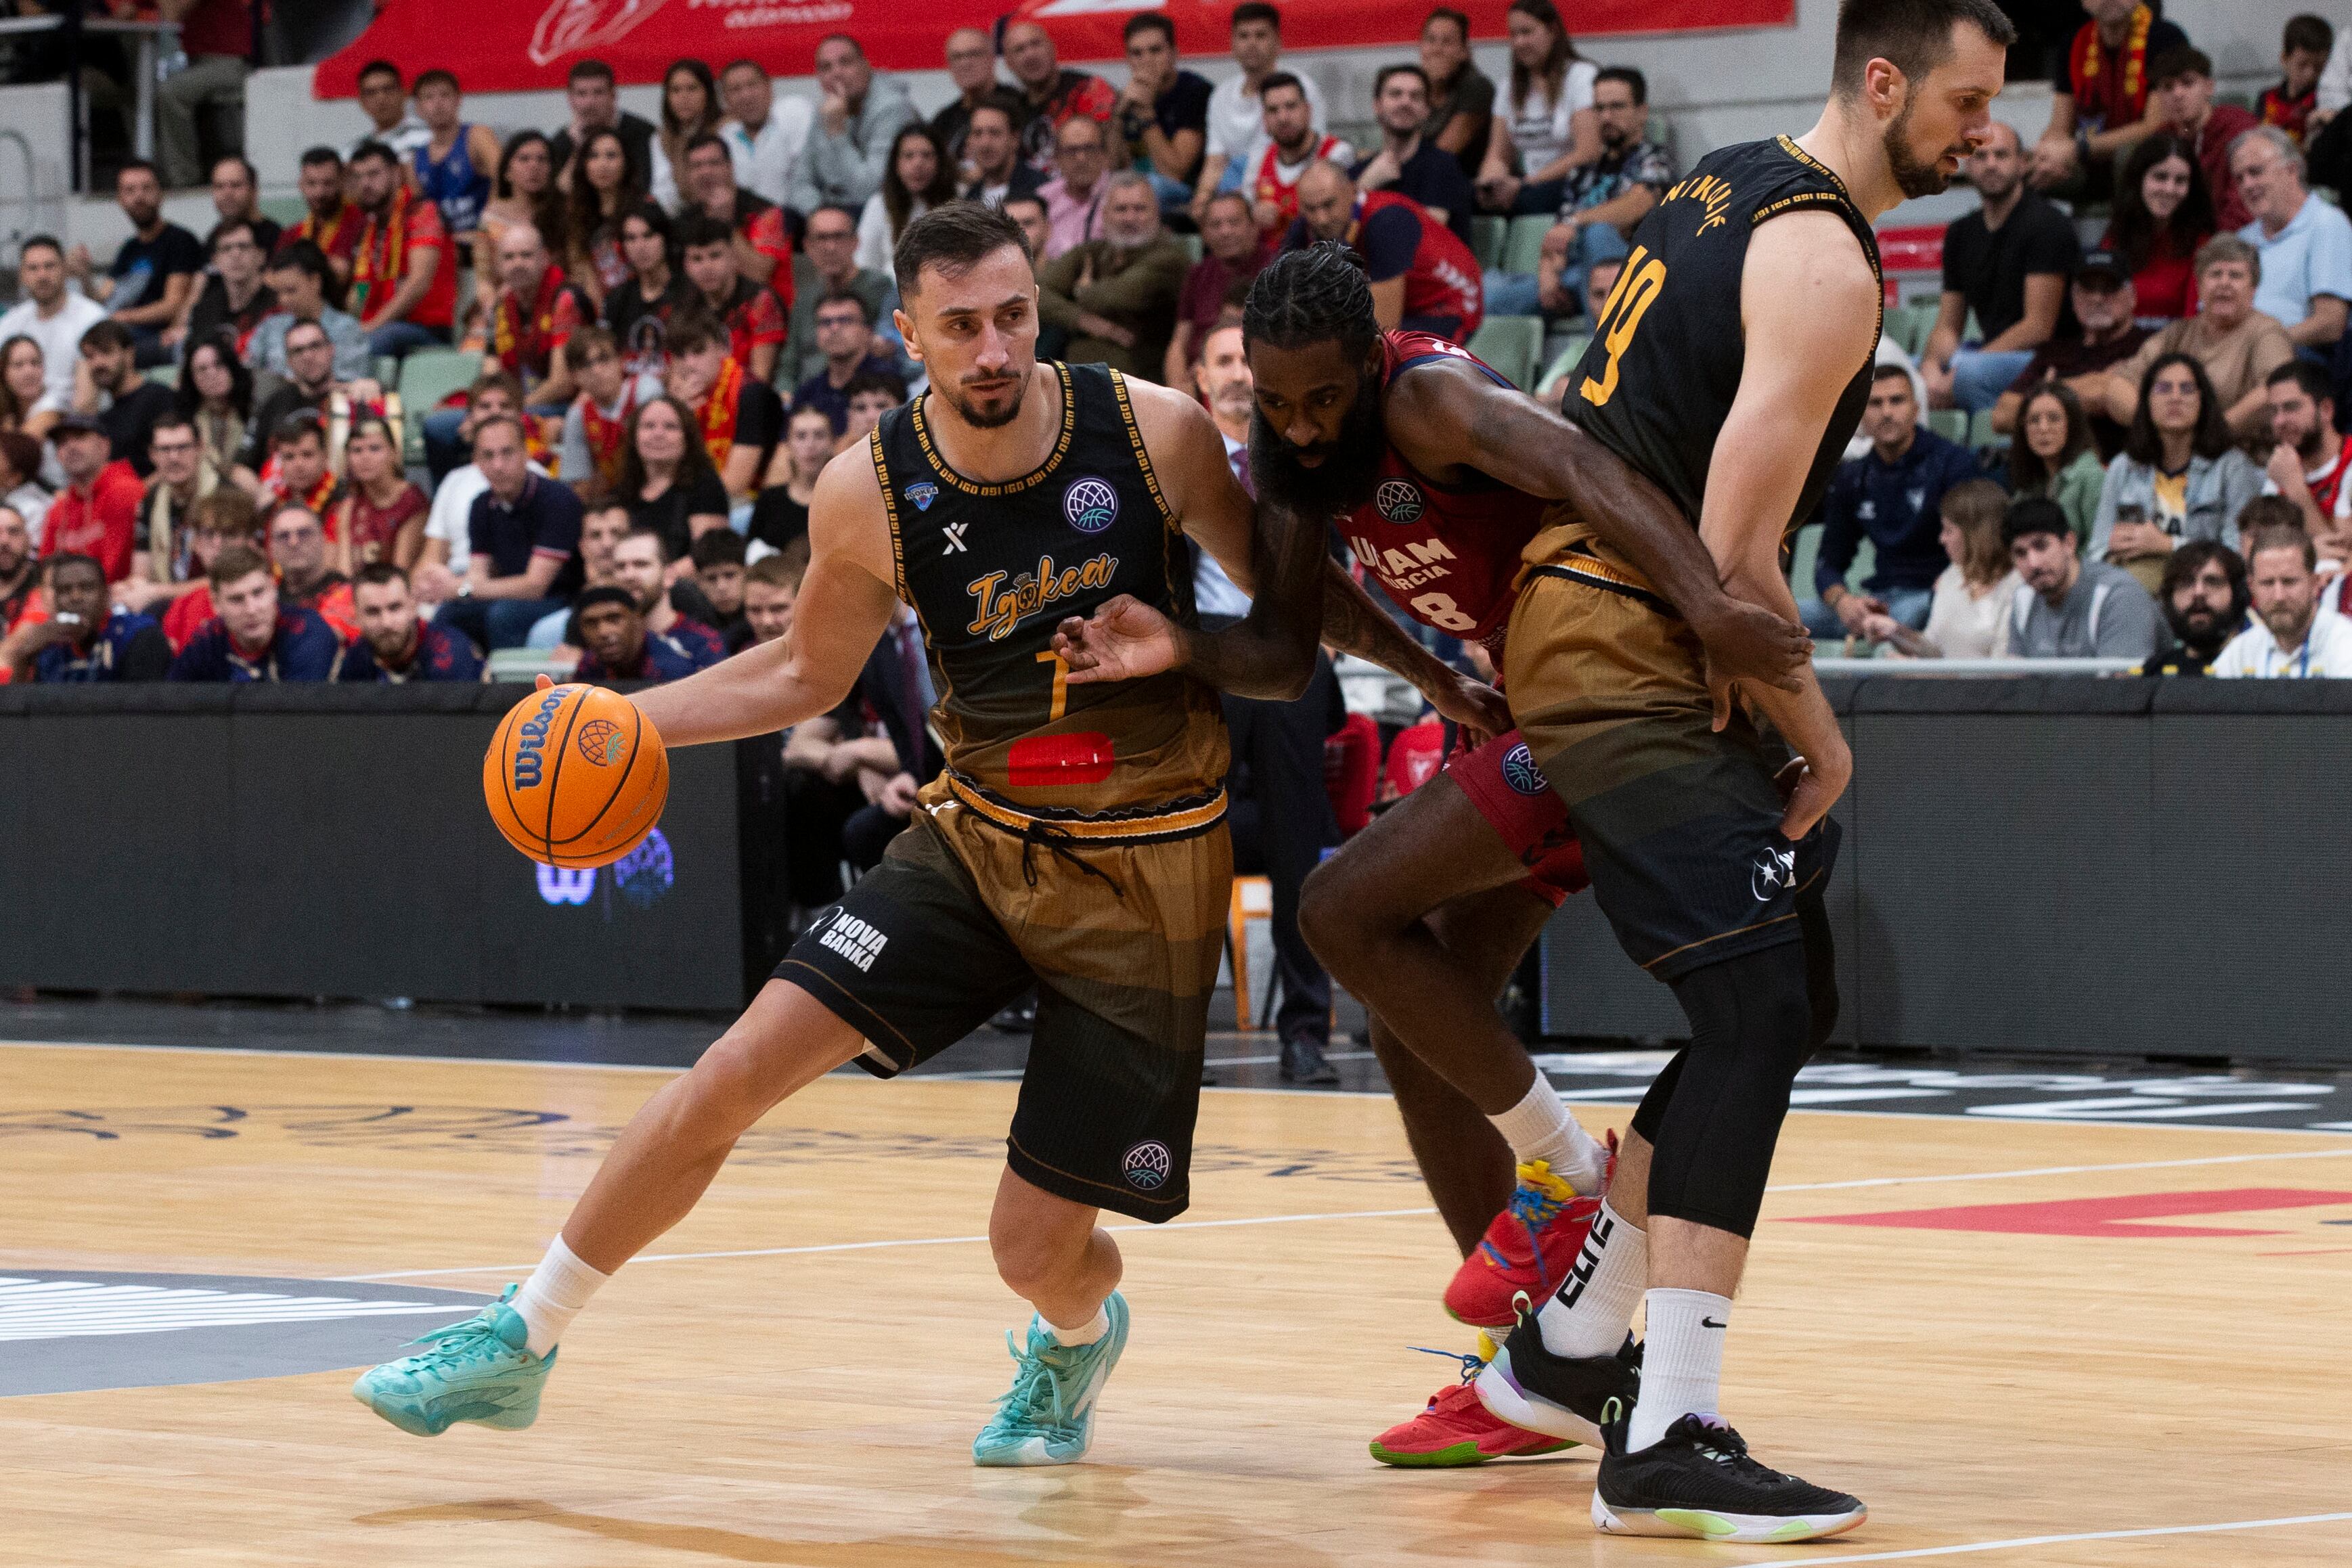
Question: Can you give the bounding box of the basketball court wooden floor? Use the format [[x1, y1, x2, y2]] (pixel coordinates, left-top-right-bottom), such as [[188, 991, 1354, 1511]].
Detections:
[[4, 1036, 2349, 1567]]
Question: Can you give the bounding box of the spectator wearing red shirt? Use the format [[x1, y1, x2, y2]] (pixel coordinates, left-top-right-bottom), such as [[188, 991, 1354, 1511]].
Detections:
[[1166, 191, 1270, 392], [267, 502, 357, 644], [680, 133, 791, 311], [0, 502, 41, 682], [330, 416, 429, 573], [40, 414, 142, 583], [156, 489, 259, 652], [1285, 166, 1483, 340], [488, 222, 589, 408], [678, 213, 784, 384], [1002, 21, 1117, 173], [2101, 133, 2216, 323], [2259, 15, 2332, 147], [1248, 74, 1352, 235], [345, 141, 454, 359], [2150, 49, 2261, 232], [2032, 1, 2190, 196], [277, 147, 361, 286]]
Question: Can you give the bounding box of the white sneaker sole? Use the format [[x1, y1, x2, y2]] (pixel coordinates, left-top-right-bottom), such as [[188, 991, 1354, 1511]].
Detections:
[[1471, 1350, 1603, 1447], [1592, 1489, 1868, 1543]]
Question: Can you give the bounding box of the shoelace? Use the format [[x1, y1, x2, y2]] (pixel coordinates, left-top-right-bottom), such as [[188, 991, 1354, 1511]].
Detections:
[[397, 1312, 514, 1375], [1679, 1418, 1794, 1482], [992, 1332, 1079, 1428], [1404, 1345, 1486, 1387]]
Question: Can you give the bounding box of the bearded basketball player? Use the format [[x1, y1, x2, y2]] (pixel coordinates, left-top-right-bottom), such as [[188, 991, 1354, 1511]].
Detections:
[[1055, 243, 1816, 1467], [351, 202, 1496, 1464]]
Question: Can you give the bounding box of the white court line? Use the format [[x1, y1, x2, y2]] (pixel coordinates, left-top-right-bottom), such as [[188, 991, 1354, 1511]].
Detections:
[[7, 1039, 2349, 1136], [335, 1207, 1444, 1282], [335, 1145, 2352, 1282], [1775, 1510, 2352, 1564]]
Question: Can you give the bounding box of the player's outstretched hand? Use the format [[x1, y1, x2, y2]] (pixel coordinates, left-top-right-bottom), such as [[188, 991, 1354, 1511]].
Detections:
[[1052, 594, 1183, 685], [1427, 671, 1512, 751]]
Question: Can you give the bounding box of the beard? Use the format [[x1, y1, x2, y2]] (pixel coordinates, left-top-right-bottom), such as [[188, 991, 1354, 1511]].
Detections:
[[2168, 600, 2232, 653], [933, 368, 1029, 430], [1249, 372, 1385, 520], [1884, 97, 1967, 201], [2294, 425, 2326, 464]]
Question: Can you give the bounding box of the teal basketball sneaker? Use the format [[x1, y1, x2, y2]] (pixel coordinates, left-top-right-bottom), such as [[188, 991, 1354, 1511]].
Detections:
[[351, 1284, 556, 1437], [971, 1291, 1130, 1466]]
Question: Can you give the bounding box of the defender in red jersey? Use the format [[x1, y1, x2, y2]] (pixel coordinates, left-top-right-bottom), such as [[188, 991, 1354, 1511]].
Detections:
[[1051, 248, 1810, 1463]]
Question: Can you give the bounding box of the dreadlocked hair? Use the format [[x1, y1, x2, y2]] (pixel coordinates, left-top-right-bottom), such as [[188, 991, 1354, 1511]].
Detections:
[[1244, 242, 1378, 363]]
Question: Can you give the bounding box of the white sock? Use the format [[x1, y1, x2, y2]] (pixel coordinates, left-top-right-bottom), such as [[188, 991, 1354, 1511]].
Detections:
[[1488, 1075, 1607, 1194], [510, 1234, 609, 1359], [1536, 1200, 1647, 1358], [1626, 1288, 1730, 1452], [1044, 1305, 1109, 1347]]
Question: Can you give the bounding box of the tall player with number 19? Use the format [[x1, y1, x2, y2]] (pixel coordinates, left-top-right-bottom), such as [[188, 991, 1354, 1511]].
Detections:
[[1481, 0, 2014, 1541], [351, 202, 1497, 1465]]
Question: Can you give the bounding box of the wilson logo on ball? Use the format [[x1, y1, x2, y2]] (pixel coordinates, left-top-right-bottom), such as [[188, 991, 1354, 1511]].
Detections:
[[510, 690, 566, 790], [576, 717, 628, 767]]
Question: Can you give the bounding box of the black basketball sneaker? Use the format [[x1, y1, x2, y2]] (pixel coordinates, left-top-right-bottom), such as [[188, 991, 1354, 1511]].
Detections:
[[1592, 1410, 1867, 1543], [1471, 1310, 1641, 1446]]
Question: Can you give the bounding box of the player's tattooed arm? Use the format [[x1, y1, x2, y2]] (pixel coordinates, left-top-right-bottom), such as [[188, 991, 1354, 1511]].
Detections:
[[1388, 363, 1814, 716]]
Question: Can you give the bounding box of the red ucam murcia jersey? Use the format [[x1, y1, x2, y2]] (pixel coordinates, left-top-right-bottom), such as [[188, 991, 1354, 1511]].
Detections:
[[1341, 331, 1548, 654]]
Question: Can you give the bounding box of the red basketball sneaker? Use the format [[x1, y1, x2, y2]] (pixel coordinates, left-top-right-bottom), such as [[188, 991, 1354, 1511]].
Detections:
[[1370, 1341, 1576, 1468], [1442, 1134, 1614, 1328]]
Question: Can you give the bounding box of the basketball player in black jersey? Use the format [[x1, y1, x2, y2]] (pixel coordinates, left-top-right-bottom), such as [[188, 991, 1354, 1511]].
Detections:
[[1457, 0, 2014, 1543], [353, 202, 1499, 1463]]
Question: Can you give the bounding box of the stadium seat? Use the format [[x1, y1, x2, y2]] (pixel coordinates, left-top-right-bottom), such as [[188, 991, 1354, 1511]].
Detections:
[[1884, 303, 1936, 356], [1469, 215, 1506, 271], [1535, 332, 1591, 395], [396, 349, 480, 464], [147, 363, 178, 388], [1465, 315, 1541, 391], [371, 355, 400, 388], [1501, 214, 1553, 275], [1928, 409, 1967, 442], [1178, 233, 1202, 264], [1967, 409, 2004, 450], [259, 194, 307, 227]]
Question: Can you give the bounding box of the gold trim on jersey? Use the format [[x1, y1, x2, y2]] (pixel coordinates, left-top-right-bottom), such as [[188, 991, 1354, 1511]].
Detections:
[[869, 426, 912, 606], [910, 361, 1078, 497], [870, 421, 957, 730], [1107, 369, 1179, 533], [944, 773, 1228, 843]]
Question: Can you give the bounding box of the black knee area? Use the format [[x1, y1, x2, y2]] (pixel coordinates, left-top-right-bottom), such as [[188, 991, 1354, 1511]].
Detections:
[[1644, 940, 1814, 1239], [1800, 891, 1839, 1050], [1627, 1048, 1685, 1145]]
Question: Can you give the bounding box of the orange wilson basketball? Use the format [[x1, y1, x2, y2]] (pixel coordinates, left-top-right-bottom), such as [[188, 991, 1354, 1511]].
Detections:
[[482, 682, 669, 868]]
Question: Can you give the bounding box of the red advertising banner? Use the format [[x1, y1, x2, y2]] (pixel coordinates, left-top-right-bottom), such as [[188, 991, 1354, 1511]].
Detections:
[[315, 0, 1794, 98]]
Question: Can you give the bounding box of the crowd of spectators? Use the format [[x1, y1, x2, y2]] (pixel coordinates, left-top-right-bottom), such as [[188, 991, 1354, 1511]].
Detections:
[[9, 5, 2352, 1041], [1800, 6, 2352, 677]]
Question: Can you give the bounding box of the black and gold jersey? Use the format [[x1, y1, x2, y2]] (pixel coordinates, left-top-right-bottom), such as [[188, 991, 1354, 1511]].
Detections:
[[1568, 135, 1883, 539], [871, 361, 1228, 826]]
